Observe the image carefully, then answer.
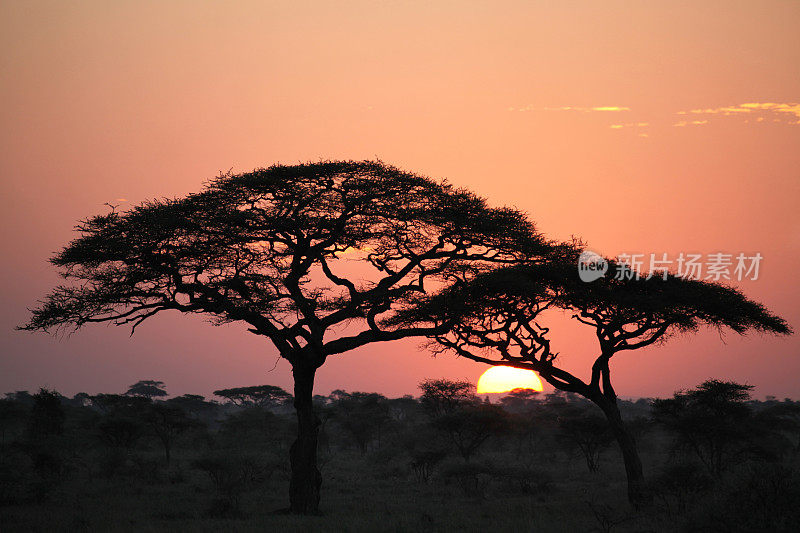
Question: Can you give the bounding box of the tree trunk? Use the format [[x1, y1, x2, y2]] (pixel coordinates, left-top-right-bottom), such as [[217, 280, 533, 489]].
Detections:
[[595, 397, 647, 507], [289, 364, 322, 514]]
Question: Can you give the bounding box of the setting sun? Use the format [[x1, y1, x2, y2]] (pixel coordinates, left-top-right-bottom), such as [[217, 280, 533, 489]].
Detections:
[[476, 366, 544, 393]]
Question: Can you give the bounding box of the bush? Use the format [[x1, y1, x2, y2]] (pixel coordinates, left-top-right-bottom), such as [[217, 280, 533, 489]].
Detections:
[[649, 461, 712, 517], [366, 444, 406, 478], [685, 463, 800, 532], [440, 461, 496, 498], [192, 451, 277, 517], [193, 452, 266, 495], [409, 449, 448, 483]]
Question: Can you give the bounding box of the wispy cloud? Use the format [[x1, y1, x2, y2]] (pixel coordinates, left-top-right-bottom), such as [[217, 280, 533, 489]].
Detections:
[[509, 105, 630, 112], [609, 122, 649, 129], [588, 106, 630, 112], [508, 101, 799, 135], [673, 120, 709, 127], [676, 102, 800, 124]]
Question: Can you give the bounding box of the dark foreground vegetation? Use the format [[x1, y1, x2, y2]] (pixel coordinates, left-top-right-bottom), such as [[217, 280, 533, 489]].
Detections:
[[2, 378, 800, 532]]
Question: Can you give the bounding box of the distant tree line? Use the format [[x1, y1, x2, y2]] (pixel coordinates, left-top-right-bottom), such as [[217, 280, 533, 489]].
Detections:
[[2, 377, 800, 527]]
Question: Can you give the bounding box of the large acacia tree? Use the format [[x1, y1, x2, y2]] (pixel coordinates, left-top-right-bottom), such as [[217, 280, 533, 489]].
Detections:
[[20, 160, 554, 513], [392, 258, 790, 505]]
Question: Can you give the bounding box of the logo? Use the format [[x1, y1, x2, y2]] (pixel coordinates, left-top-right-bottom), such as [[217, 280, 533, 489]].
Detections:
[[578, 250, 608, 282]]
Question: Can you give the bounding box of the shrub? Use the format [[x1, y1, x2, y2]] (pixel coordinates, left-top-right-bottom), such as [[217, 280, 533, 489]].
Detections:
[[409, 449, 448, 483], [685, 463, 800, 532], [648, 461, 712, 517], [440, 461, 496, 498], [192, 451, 276, 517]]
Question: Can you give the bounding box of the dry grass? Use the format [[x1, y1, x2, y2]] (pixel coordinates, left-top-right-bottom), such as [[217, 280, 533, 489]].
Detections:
[[0, 443, 674, 533]]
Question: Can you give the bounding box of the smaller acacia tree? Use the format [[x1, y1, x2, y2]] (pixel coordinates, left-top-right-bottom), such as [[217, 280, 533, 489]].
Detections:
[[328, 391, 390, 454], [27, 388, 66, 440], [0, 398, 28, 448], [419, 379, 477, 416], [213, 385, 293, 408], [392, 257, 790, 505], [90, 394, 151, 451], [652, 380, 785, 477], [126, 380, 168, 399], [555, 405, 614, 473], [145, 403, 197, 465], [166, 394, 218, 420], [434, 403, 511, 462], [418, 379, 510, 462], [762, 402, 800, 455]]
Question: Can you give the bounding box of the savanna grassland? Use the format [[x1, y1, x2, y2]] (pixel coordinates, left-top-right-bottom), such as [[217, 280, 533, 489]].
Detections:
[[2, 381, 800, 532]]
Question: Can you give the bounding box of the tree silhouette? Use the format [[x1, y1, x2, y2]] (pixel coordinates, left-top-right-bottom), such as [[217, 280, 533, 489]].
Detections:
[[213, 385, 292, 408], [19, 160, 552, 513], [166, 394, 218, 420], [555, 405, 614, 473], [144, 403, 197, 465], [499, 388, 541, 413], [762, 401, 800, 455], [328, 391, 390, 454], [90, 394, 151, 450], [5, 391, 34, 406], [652, 380, 786, 477], [125, 380, 168, 399], [434, 403, 511, 461], [27, 388, 65, 439], [418, 379, 509, 461], [392, 257, 790, 505], [0, 398, 28, 448], [418, 378, 478, 416]]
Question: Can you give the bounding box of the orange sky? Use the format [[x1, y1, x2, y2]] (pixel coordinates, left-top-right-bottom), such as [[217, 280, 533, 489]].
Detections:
[[1, 1, 798, 400]]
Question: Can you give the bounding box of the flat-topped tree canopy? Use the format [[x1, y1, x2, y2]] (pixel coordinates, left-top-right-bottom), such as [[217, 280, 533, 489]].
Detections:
[[549, 260, 791, 343], [21, 160, 554, 366], [392, 258, 790, 375], [213, 385, 293, 407]]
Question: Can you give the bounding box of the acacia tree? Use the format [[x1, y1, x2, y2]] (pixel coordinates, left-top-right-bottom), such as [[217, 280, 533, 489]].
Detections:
[[145, 403, 197, 465], [213, 385, 293, 408], [166, 394, 218, 420], [418, 379, 510, 461], [90, 394, 150, 450], [555, 406, 614, 473], [418, 378, 478, 416], [126, 379, 168, 399], [392, 258, 790, 505], [652, 380, 784, 477], [19, 160, 553, 513], [328, 391, 390, 454]]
